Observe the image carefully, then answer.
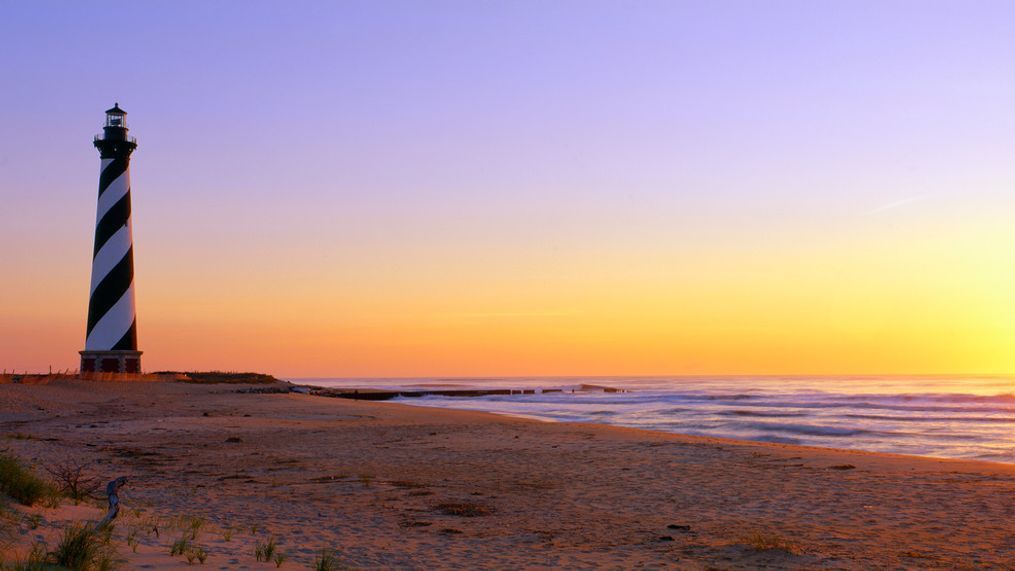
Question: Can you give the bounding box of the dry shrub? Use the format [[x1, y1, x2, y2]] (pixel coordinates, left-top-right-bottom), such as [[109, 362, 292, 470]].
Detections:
[[44, 460, 101, 501]]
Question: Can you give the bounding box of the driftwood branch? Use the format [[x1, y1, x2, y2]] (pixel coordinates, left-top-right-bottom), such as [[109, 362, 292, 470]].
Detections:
[[97, 476, 128, 529]]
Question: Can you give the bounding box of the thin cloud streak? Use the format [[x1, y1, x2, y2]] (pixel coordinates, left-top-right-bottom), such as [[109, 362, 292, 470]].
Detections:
[[867, 194, 935, 215]]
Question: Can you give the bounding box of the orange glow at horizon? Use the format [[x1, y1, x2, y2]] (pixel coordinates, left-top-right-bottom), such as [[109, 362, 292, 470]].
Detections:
[[4, 199, 1012, 378]]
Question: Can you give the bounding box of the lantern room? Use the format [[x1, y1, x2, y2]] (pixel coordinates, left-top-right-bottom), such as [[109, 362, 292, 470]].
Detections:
[[105, 103, 127, 129]]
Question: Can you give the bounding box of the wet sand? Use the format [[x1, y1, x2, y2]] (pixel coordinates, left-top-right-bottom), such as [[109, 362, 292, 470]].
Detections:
[[2, 379, 1013, 569]]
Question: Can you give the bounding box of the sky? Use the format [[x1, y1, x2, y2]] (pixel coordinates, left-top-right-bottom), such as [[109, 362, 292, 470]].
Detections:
[[1, 1, 1014, 377]]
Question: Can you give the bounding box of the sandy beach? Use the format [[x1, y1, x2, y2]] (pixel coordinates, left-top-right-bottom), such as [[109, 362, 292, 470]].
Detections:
[[2, 378, 1013, 569]]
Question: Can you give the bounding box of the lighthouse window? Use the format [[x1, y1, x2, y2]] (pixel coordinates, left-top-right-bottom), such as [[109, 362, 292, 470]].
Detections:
[[109, 115, 123, 127]]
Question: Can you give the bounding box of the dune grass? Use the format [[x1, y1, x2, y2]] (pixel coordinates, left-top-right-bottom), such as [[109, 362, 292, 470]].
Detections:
[[254, 535, 277, 562], [50, 523, 118, 570], [170, 536, 191, 556], [0, 502, 18, 558], [157, 371, 280, 384], [183, 545, 207, 564], [314, 549, 345, 571], [0, 453, 55, 506], [1, 541, 48, 570]]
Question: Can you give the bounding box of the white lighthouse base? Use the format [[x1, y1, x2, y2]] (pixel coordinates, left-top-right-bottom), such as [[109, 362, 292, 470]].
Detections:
[[80, 350, 142, 374]]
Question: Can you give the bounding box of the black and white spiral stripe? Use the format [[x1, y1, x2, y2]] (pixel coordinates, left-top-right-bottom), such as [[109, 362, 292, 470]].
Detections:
[[85, 156, 138, 351]]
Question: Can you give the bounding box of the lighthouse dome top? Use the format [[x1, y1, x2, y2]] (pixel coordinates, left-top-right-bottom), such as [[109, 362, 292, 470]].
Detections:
[[104, 103, 128, 129], [95, 103, 136, 153]]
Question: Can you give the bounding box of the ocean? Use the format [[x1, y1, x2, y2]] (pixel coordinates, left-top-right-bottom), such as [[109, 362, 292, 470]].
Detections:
[[295, 376, 1015, 464]]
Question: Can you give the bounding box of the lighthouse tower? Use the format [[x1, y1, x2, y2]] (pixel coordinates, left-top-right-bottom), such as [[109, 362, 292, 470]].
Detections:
[[80, 104, 142, 374]]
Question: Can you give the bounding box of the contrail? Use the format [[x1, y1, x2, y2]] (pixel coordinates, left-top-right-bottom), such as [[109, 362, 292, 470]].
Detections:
[[867, 193, 934, 215]]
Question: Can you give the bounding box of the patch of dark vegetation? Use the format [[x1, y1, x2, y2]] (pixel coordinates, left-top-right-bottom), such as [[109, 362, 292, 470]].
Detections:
[[153, 371, 281, 384], [389, 480, 427, 489], [0, 452, 55, 506], [440, 528, 464, 534], [308, 474, 350, 484], [667, 524, 692, 531], [236, 387, 291, 394], [435, 502, 494, 517], [399, 520, 432, 528], [225, 437, 242, 443], [739, 530, 799, 553], [829, 464, 856, 470]]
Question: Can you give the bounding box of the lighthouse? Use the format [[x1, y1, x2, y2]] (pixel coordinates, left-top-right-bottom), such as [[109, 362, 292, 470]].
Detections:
[[80, 104, 142, 374]]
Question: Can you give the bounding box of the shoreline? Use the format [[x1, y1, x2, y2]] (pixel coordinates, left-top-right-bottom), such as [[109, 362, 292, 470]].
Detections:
[[2, 379, 1013, 568], [10, 371, 1013, 465], [389, 398, 1015, 469], [8, 371, 1013, 465], [301, 377, 1015, 467]]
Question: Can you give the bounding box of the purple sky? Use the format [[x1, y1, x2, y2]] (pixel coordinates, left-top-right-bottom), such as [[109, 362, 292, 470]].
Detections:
[[2, 1, 1014, 375]]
